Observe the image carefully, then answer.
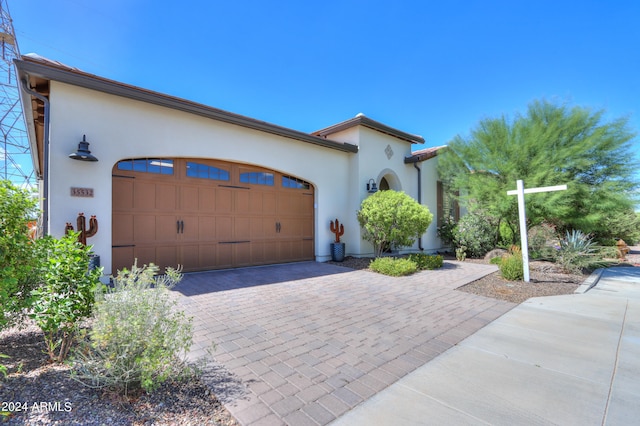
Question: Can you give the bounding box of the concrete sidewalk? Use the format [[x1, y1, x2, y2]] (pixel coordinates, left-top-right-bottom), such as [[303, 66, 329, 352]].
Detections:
[[332, 267, 640, 425]]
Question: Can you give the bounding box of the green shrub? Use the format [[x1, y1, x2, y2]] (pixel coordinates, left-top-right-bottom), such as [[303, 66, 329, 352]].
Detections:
[[370, 257, 418, 276], [528, 223, 559, 260], [489, 256, 502, 265], [30, 233, 102, 363], [437, 216, 457, 247], [453, 210, 497, 258], [498, 220, 517, 246], [408, 253, 443, 270], [500, 253, 524, 281], [556, 230, 613, 273], [0, 180, 40, 330], [592, 209, 640, 246], [357, 190, 433, 258], [72, 262, 193, 396]]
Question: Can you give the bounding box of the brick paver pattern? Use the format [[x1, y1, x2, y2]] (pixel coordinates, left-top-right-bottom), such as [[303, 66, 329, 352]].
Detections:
[[172, 261, 515, 425]]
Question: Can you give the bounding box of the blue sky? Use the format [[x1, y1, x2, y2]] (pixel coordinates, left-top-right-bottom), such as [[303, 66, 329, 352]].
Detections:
[[9, 0, 640, 176]]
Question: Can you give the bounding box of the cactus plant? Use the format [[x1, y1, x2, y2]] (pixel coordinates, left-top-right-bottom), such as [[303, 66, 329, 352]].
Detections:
[[330, 218, 344, 243], [65, 213, 98, 245]]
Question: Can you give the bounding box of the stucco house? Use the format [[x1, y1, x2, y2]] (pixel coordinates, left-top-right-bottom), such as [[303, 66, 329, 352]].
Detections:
[[16, 54, 457, 277]]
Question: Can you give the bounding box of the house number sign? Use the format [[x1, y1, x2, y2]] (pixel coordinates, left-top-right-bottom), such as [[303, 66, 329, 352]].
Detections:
[[70, 187, 94, 197]]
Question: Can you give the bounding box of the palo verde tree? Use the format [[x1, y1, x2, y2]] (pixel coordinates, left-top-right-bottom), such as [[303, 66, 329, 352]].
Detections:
[[357, 190, 433, 257], [437, 99, 638, 241]]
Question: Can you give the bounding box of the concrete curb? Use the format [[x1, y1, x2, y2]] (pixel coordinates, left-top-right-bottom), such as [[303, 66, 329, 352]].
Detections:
[[575, 268, 604, 294]]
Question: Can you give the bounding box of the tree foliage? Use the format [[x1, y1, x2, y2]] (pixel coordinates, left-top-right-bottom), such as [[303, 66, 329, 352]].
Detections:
[[357, 190, 433, 257], [0, 181, 40, 330], [438, 100, 638, 238]]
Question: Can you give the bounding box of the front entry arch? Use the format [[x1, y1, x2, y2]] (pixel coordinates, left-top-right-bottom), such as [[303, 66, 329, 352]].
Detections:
[[112, 158, 315, 272]]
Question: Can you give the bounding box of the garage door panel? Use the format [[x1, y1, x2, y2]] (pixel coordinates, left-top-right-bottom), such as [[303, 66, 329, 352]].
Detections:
[[263, 192, 276, 214], [280, 219, 303, 238], [156, 245, 179, 271], [133, 214, 156, 242], [302, 219, 313, 238], [112, 246, 134, 273], [250, 192, 263, 214], [133, 247, 156, 269], [250, 191, 277, 215], [113, 178, 134, 210], [216, 243, 233, 268], [180, 245, 199, 270], [134, 181, 156, 210], [216, 188, 233, 213], [235, 242, 252, 266], [198, 244, 217, 269], [235, 217, 251, 240], [114, 159, 314, 272], [258, 240, 279, 264], [156, 184, 177, 210], [302, 193, 314, 216], [180, 185, 199, 212], [199, 187, 216, 211], [216, 216, 233, 242], [198, 216, 216, 239], [156, 215, 180, 242], [180, 215, 199, 241], [235, 190, 250, 214], [112, 213, 134, 245], [302, 239, 314, 259]]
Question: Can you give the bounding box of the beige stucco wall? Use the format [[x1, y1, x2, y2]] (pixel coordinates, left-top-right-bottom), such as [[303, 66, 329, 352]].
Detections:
[[323, 125, 442, 256], [47, 81, 355, 275], [44, 81, 446, 277]]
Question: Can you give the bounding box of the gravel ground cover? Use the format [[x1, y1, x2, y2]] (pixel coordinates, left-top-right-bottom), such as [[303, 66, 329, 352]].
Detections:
[[0, 321, 239, 426], [329, 247, 640, 304]]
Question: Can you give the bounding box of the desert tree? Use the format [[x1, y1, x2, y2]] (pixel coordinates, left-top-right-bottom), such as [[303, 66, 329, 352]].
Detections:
[[437, 99, 638, 241]]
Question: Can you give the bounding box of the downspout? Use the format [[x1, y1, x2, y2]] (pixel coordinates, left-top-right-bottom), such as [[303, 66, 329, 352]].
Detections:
[[414, 162, 424, 251], [20, 78, 50, 235]]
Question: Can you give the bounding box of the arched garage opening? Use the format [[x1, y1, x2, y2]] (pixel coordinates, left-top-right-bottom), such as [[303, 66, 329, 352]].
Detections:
[[112, 158, 315, 272]]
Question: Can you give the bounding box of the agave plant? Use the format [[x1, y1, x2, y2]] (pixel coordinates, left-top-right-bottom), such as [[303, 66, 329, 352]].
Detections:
[[556, 230, 610, 273]]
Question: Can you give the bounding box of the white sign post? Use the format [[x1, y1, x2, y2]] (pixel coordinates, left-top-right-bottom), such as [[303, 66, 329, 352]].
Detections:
[[507, 180, 567, 282]]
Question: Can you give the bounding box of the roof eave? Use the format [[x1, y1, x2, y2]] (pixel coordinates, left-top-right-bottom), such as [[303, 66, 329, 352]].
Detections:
[[15, 57, 358, 154], [313, 116, 424, 145], [404, 145, 447, 163]]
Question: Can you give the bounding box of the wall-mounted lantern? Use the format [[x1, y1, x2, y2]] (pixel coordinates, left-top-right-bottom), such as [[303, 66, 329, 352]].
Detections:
[[366, 178, 378, 193], [69, 135, 98, 162]]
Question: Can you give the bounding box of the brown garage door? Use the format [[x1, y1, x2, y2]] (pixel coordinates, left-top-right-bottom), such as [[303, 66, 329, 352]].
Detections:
[[112, 158, 314, 273]]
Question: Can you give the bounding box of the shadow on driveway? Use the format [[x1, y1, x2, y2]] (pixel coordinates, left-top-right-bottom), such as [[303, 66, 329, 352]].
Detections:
[[172, 261, 358, 297]]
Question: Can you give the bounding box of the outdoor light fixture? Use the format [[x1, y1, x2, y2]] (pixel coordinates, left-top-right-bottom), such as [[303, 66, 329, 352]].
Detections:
[[69, 135, 98, 162], [366, 178, 378, 193]]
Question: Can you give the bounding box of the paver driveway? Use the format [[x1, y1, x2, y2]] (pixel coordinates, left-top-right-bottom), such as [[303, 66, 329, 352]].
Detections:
[[171, 261, 515, 425]]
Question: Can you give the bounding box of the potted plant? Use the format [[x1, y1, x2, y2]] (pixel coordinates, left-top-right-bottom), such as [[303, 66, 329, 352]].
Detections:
[[330, 218, 345, 262]]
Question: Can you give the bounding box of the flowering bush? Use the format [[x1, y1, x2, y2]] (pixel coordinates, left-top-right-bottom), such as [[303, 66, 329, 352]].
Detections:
[[453, 210, 497, 258], [437, 216, 457, 247]]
